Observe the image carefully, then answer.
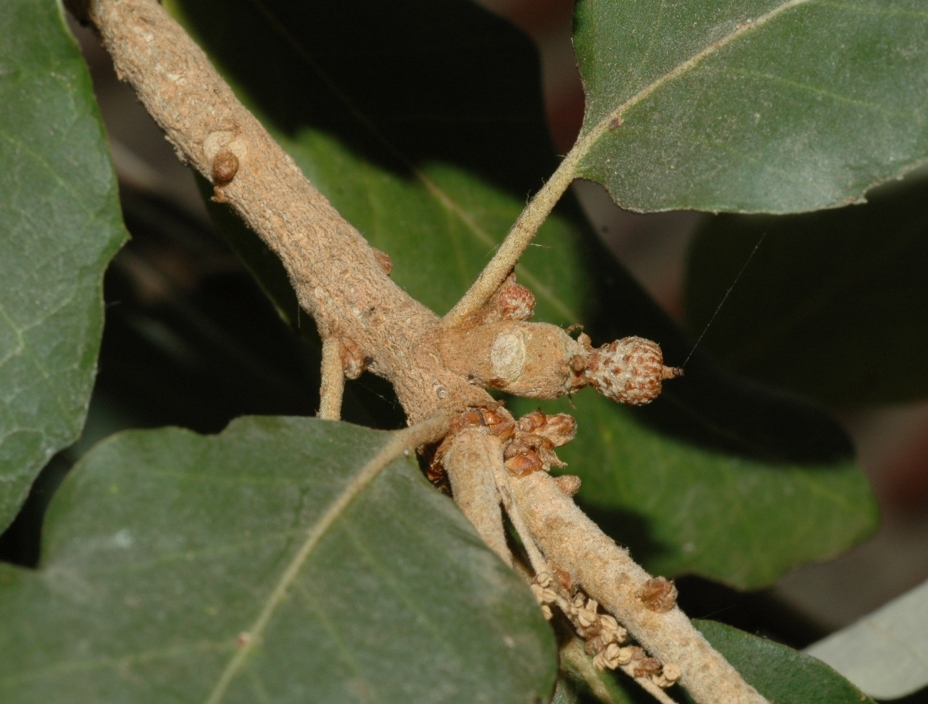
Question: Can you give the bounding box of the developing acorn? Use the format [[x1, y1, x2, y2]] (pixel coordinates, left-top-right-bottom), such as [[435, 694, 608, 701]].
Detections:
[[438, 322, 682, 404]]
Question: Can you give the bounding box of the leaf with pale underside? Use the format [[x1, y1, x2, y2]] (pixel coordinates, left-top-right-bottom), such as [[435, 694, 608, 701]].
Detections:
[[169, 0, 876, 588], [0, 416, 557, 703], [572, 0, 928, 213], [0, 0, 128, 532], [805, 577, 928, 700]]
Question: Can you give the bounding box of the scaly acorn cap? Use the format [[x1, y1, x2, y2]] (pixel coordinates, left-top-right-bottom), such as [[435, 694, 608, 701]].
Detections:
[[585, 337, 683, 405]]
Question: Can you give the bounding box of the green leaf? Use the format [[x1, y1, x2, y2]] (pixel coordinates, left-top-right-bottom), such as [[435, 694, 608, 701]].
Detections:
[[169, 0, 876, 588], [0, 0, 128, 531], [572, 0, 928, 213], [514, 234, 877, 589], [692, 620, 877, 704], [684, 173, 928, 407], [0, 416, 557, 702]]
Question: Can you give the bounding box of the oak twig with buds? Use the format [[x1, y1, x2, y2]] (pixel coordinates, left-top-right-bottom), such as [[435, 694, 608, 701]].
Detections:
[[75, 2, 767, 702]]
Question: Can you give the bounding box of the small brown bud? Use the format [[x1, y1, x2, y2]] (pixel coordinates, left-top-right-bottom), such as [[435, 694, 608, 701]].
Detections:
[[487, 419, 515, 442], [372, 248, 393, 275], [637, 577, 678, 613], [586, 337, 682, 405], [496, 283, 535, 321], [505, 451, 544, 476], [536, 413, 577, 447], [211, 148, 239, 186], [585, 635, 605, 655], [634, 658, 663, 678], [554, 474, 581, 496], [516, 409, 547, 434], [504, 440, 531, 460], [341, 340, 367, 380], [551, 565, 576, 594]]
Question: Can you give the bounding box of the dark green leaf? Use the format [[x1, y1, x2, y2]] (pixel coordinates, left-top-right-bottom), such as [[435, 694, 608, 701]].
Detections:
[[169, 0, 876, 587], [0, 0, 128, 531], [513, 233, 877, 588], [572, 0, 928, 213], [691, 620, 877, 704], [0, 416, 557, 702], [684, 173, 928, 406]]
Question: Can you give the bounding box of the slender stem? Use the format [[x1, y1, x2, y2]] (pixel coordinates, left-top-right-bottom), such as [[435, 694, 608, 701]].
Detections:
[[511, 471, 768, 704], [441, 150, 582, 328], [617, 664, 679, 704], [490, 457, 548, 575], [317, 337, 344, 420]]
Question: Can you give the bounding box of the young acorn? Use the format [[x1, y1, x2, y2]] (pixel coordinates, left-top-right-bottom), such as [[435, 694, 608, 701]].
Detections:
[[439, 323, 682, 405]]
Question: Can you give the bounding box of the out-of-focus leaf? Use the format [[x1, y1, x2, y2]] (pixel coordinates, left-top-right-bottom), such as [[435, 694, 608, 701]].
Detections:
[[684, 173, 928, 406], [691, 620, 876, 704], [169, 0, 876, 588], [572, 0, 928, 213], [0, 0, 128, 531], [168, 0, 589, 322], [514, 233, 878, 589], [805, 578, 928, 700], [0, 416, 557, 702]]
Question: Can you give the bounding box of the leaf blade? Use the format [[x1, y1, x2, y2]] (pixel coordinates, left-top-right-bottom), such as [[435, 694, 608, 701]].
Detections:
[[684, 174, 928, 406], [0, 417, 557, 703], [805, 578, 928, 700], [0, 0, 128, 531], [573, 0, 928, 212], [693, 620, 877, 704]]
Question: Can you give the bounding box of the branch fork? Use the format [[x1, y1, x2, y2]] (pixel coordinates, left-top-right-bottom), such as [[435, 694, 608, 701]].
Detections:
[[76, 1, 765, 701]]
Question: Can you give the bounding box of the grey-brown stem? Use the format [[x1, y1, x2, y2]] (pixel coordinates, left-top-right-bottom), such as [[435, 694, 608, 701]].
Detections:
[[78, 0, 491, 424], [511, 471, 768, 704], [77, 2, 768, 702]]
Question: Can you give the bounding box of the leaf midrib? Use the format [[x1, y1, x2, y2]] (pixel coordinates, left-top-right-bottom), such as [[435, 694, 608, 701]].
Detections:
[[203, 417, 446, 704], [575, 0, 814, 159]]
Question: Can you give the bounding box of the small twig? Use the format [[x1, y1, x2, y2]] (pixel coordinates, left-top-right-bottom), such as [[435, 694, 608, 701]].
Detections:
[[510, 470, 768, 704], [441, 428, 512, 566], [441, 150, 582, 328], [488, 452, 547, 574], [617, 663, 678, 704], [317, 337, 345, 420]]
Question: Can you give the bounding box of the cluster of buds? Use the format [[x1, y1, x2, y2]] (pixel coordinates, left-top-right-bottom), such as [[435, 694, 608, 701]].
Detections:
[[427, 406, 515, 489], [530, 570, 681, 688], [504, 409, 577, 477], [428, 407, 580, 486]]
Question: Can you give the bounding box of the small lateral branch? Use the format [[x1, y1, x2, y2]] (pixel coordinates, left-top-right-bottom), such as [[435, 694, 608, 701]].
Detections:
[[510, 471, 768, 704]]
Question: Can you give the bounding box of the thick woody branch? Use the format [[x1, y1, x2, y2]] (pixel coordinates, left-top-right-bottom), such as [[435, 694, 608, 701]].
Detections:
[[77, 4, 769, 703], [511, 471, 768, 704], [79, 0, 490, 423]]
